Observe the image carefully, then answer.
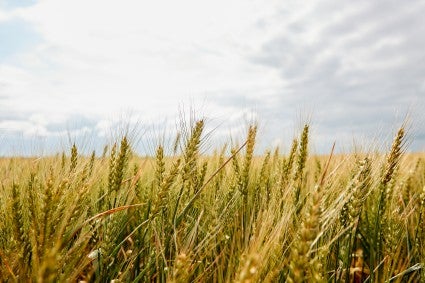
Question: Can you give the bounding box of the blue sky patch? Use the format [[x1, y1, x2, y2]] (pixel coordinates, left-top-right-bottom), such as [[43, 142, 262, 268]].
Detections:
[[0, 19, 41, 62], [0, 0, 37, 10]]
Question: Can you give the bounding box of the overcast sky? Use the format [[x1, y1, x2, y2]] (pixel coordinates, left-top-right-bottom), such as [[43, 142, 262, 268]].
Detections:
[[0, 0, 424, 155]]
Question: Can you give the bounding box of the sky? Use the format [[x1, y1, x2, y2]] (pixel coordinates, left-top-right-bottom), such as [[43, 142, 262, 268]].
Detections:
[[0, 0, 424, 155]]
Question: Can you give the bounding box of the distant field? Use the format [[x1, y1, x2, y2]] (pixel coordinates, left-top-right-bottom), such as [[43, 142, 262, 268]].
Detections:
[[0, 121, 424, 282]]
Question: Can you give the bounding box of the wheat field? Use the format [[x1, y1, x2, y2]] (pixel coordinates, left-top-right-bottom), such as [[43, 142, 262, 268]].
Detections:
[[0, 120, 424, 282]]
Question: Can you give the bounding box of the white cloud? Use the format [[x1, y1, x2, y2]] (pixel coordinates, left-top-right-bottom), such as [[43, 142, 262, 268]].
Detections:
[[1, 0, 424, 154], [0, 10, 7, 21], [0, 120, 46, 136], [0, 7, 15, 21], [4, 0, 282, 122]]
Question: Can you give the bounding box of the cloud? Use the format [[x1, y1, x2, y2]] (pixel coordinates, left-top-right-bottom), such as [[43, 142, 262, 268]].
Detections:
[[246, 0, 425, 151], [0, 0, 424, 154], [0, 0, 282, 142]]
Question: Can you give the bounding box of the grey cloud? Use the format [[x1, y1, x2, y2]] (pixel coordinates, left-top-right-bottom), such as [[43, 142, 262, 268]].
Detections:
[[45, 115, 98, 132], [245, 0, 425, 152], [0, 112, 104, 155], [2, 0, 424, 155], [203, 91, 258, 108], [0, 110, 28, 121]]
